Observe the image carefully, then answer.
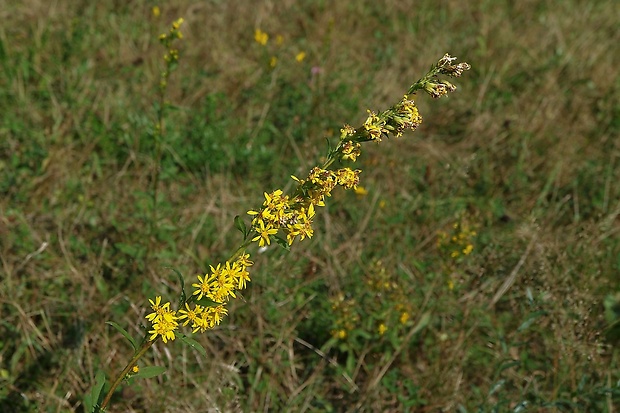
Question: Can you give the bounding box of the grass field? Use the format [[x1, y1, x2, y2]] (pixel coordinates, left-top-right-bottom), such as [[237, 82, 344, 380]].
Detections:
[[1, 0, 619, 412]]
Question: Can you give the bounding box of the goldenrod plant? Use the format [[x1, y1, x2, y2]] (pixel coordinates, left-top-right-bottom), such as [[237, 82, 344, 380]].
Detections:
[[84, 16, 470, 413]]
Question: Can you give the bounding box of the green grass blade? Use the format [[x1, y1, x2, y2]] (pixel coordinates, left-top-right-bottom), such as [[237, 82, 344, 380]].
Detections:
[[106, 321, 138, 351]]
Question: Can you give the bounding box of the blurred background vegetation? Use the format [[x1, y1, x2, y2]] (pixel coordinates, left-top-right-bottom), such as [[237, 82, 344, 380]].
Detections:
[[1, 0, 619, 411]]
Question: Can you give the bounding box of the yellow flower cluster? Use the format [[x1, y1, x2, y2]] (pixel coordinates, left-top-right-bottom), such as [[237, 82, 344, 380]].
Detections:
[[331, 260, 413, 341], [335, 96, 423, 163], [330, 293, 360, 340], [146, 296, 178, 343], [146, 254, 253, 342], [253, 28, 307, 68], [142, 53, 471, 346], [159, 18, 184, 45], [388, 95, 423, 137], [363, 111, 389, 142], [248, 167, 360, 247], [437, 221, 477, 260], [437, 219, 477, 290], [158, 18, 184, 89], [254, 28, 269, 46]]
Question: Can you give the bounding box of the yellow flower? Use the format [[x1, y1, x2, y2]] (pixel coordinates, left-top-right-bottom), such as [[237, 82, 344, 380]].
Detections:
[[254, 29, 269, 46], [145, 296, 170, 322], [148, 309, 178, 343], [132, 365, 139, 374], [378, 323, 388, 336], [295, 51, 306, 62], [252, 220, 278, 247], [152, 6, 160, 17], [269, 56, 278, 68], [332, 328, 347, 340], [463, 244, 474, 255], [399, 312, 410, 324], [354, 186, 368, 196], [192, 273, 215, 300], [178, 303, 203, 327]]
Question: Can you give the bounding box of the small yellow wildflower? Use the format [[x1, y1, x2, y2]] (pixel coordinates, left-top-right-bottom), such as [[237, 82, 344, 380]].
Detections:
[[172, 18, 184, 30], [340, 124, 356, 139], [152, 6, 160, 17], [252, 220, 278, 247], [463, 244, 474, 255], [295, 51, 306, 62], [341, 141, 361, 161], [209, 304, 228, 326], [236, 265, 251, 290], [236, 253, 254, 268], [269, 56, 278, 68], [192, 273, 215, 300], [354, 186, 368, 196], [399, 312, 410, 324], [211, 262, 237, 302], [335, 168, 361, 189], [148, 309, 178, 343], [178, 303, 203, 327], [378, 323, 388, 336], [254, 29, 269, 46], [145, 296, 170, 322], [335, 329, 347, 340], [363, 111, 388, 142], [132, 365, 139, 374]]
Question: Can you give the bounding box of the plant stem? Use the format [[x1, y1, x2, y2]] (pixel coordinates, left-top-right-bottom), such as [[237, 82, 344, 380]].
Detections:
[[99, 339, 157, 411]]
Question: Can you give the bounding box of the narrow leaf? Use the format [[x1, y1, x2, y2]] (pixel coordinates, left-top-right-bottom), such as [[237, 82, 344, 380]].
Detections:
[[196, 297, 223, 308], [410, 311, 431, 335], [488, 379, 505, 396], [106, 321, 138, 351], [178, 333, 208, 358], [517, 310, 547, 332], [83, 393, 93, 413], [234, 215, 247, 237], [273, 235, 291, 251], [167, 267, 186, 306], [85, 370, 106, 412], [132, 365, 167, 379]]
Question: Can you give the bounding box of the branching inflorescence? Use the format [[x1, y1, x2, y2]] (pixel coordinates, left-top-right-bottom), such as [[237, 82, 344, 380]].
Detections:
[[144, 50, 471, 344], [91, 17, 470, 413]]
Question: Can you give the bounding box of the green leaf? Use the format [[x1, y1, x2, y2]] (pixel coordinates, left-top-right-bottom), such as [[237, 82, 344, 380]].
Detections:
[[410, 311, 431, 335], [106, 321, 138, 351], [132, 365, 167, 379], [83, 393, 93, 413], [273, 235, 291, 251], [167, 267, 186, 306], [234, 215, 247, 237], [115, 242, 140, 257], [498, 360, 520, 373], [196, 297, 223, 308], [177, 333, 208, 357], [84, 370, 106, 413], [517, 310, 547, 332]]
